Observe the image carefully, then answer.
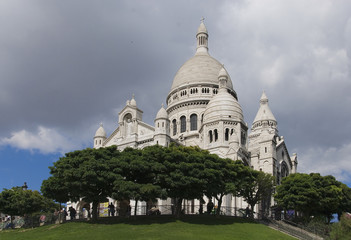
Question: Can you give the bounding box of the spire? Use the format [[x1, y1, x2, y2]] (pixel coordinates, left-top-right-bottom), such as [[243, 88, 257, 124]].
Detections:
[[260, 91, 268, 104], [196, 17, 208, 54], [130, 93, 137, 106], [252, 91, 277, 128]]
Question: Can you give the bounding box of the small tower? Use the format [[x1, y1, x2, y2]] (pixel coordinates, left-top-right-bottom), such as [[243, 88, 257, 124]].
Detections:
[[118, 94, 143, 140], [94, 123, 107, 149], [196, 17, 209, 54], [154, 104, 170, 146], [248, 92, 278, 174]]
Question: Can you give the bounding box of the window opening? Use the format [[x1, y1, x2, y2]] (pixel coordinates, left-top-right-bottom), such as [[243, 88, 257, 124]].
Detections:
[[190, 114, 197, 131], [214, 129, 218, 141], [180, 116, 186, 133], [172, 119, 177, 136]]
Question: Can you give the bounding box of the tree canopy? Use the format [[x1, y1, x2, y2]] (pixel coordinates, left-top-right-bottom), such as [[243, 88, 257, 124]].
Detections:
[[275, 173, 351, 223], [239, 169, 275, 218], [43, 146, 120, 221], [0, 187, 57, 219]]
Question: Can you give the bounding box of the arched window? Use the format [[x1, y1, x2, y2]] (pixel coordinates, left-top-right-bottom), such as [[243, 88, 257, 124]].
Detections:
[[209, 130, 213, 143], [172, 119, 177, 136], [225, 128, 229, 141], [214, 129, 218, 141], [180, 116, 186, 133], [281, 162, 289, 178], [190, 114, 197, 131]]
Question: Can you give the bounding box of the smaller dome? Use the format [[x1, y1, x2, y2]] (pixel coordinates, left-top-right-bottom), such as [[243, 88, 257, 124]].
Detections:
[[197, 21, 208, 35], [204, 68, 243, 123], [130, 94, 137, 106], [156, 104, 168, 119], [218, 67, 228, 79], [95, 123, 106, 138], [204, 91, 244, 123]]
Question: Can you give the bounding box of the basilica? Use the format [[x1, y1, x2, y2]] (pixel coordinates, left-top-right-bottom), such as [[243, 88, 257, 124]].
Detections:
[[89, 20, 298, 217]]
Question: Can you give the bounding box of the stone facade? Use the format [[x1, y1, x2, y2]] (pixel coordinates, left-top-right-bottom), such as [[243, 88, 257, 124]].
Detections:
[[84, 20, 298, 217]]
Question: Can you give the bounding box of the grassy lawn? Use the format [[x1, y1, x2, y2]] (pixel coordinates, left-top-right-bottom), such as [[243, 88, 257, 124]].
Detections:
[[0, 215, 295, 240]]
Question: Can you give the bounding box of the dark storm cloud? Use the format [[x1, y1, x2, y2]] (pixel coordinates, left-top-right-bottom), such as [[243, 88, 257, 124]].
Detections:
[[1, 0, 351, 182]]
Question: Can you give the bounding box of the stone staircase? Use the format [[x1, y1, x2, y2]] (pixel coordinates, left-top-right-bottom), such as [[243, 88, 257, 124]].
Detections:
[[260, 219, 325, 240]]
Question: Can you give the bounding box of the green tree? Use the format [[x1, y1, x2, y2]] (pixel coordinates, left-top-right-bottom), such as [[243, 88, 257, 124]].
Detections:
[[41, 176, 69, 208], [338, 183, 351, 220], [275, 173, 318, 220], [239, 169, 275, 218], [310, 173, 344, 223], [329, 212, 351, 240], [275, 173, 351, 223], [0, 187, 55, 227], [157, 145, 207, 217], [43, 146, 120, 221], [203, 156, 247, 216], [111, 146, 164, 216]]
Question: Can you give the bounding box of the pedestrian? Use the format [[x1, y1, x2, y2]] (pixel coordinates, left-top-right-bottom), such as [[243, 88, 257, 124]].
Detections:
[[207, 200, 214, 215], [108, 202, 115, 217], [69, 206, 76, 220], [245, 206, 250, 218]]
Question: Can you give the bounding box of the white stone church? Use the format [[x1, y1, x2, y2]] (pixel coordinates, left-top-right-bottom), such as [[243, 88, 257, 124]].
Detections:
[[72, 20, 298, 218]]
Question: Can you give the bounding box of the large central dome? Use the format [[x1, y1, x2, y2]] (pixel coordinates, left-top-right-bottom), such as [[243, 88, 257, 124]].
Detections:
[[171, 53, 234, 91], [169, 20, 234, 93]]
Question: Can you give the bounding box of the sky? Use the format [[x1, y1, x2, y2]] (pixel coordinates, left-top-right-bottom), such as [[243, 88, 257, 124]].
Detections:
[[0, 0, 350, 192]]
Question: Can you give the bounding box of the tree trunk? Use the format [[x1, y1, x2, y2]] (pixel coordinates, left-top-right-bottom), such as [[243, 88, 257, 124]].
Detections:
[[92, 201, 99, 222], [134, 200, 138, 216], [10, 216, 14, 229], [250, 204, 255, 219], [175, 198, 183, 218], [216, 195, 223, 216]]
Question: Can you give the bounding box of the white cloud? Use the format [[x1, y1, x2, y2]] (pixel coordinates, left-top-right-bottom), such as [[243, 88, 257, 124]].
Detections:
[[298, 142, 351, 184], [0, 126, 76, 154]]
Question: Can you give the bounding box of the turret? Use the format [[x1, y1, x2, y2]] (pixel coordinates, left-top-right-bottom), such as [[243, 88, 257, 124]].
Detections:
[[94, 123, 106, 148], [154, 104, 170, 146], [251, 91, 278, 134]]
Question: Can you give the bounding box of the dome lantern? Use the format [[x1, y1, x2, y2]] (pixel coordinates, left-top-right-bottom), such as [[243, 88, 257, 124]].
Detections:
[[196, 17, 209, 55]]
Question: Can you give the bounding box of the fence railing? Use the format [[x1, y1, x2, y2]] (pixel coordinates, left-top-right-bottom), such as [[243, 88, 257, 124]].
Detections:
[[91, 205, 248, 218], [0, 213, 63, 230]]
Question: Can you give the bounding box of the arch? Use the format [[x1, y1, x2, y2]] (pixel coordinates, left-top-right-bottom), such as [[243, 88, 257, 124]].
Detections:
[[190, 114, 198, 131], [214, 129, 218, 142], [225, 128, 229, 141], [180, 116, 186, 133], [172, 119, 177, 136], [123, 113, 133, 122], [281, 161, 289, 178]]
